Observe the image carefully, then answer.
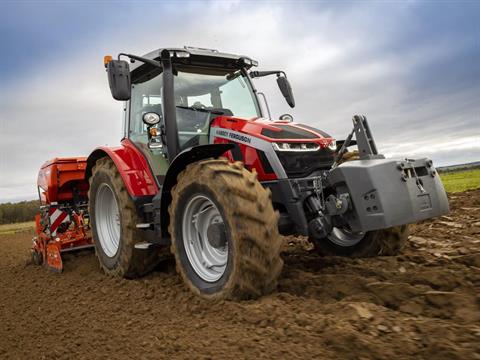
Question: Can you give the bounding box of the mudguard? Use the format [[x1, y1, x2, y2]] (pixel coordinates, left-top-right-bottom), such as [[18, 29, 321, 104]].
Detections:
[[85, 138, 159, 197]]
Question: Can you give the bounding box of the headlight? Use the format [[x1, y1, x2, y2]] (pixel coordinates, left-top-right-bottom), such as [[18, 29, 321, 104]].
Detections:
[[142, 112, 161, 126], [328, 140, 336, 151], [272, 142, 320, 152]]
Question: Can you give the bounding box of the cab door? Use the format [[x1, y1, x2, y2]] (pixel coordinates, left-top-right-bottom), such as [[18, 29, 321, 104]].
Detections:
[[128, 72, 169, 184]]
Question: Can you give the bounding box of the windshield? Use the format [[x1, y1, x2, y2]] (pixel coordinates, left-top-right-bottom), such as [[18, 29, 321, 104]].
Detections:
[[174, 69, 260, 116], [173, 68, 260, 149]]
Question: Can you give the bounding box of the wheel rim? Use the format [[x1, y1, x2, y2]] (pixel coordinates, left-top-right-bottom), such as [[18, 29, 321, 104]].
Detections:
[[328, 227, 365, 247], [182, 194, 228, 282], [95, 183, 121, 257]]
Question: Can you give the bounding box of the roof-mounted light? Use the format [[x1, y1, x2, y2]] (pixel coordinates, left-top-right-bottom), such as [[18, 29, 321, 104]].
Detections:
[[174, 50, 190, 58], [239, 57, 258, 68]]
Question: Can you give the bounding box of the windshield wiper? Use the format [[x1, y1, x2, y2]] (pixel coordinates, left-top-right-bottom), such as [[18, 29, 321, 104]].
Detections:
[[176, 105, 225, 115]]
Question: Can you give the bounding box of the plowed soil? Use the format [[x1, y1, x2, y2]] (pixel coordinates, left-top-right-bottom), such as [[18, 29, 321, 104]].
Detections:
[[0, 190, 479, 360]]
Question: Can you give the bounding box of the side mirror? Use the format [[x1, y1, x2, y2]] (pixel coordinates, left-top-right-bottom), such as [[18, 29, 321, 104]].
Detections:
[[107, 60, 131, 101], [276, 76, 295, 108]]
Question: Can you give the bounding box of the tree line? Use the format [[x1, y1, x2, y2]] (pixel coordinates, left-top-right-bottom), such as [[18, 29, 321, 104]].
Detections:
[[0, 200, 39, 225]]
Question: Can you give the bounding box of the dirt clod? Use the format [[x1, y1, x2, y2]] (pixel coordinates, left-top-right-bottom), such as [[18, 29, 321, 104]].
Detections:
[[0, 189, 479, 359]]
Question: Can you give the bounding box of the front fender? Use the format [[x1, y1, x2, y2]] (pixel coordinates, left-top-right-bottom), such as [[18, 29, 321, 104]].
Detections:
[[85, 139, 159, 197]]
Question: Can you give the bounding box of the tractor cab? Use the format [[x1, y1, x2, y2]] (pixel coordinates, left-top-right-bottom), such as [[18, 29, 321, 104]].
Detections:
[[104, 47, 295, 180]]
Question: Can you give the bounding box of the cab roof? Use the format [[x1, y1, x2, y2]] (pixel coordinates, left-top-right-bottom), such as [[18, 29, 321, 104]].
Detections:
[[129, 46, 258, 73]]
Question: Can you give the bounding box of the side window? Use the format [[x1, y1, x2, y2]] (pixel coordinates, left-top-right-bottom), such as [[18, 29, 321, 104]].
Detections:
[[129, 75, 163, 144], [128, 73, 169, 178]]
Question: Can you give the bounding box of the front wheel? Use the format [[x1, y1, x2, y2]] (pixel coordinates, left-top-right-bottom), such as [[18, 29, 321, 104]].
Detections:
[[169, 159, 283, 300], [311, 225, 409, 257]]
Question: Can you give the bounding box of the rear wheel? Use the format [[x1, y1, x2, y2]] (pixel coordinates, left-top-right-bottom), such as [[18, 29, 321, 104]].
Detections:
[[169, 159, 283, 300], [89, 157, 161, 278]]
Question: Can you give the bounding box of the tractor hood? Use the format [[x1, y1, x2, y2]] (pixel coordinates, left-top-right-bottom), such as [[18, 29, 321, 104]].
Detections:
[[210, 116, 335, 148]]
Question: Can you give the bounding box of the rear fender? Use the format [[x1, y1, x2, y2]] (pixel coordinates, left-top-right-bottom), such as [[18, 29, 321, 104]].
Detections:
[[159, 143, 234, 237], [85, 139, 159, 197]]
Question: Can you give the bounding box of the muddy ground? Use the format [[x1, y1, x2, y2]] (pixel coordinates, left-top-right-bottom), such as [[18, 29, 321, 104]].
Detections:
[[0, 190, 479, 360]]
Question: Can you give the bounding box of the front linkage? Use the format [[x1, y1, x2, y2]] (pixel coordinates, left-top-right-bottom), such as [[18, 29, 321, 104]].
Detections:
[[300, 115, 449, 246]]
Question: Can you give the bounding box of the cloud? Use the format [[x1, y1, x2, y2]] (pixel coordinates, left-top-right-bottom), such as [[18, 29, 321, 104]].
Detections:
[[0, 1, 479, 202]]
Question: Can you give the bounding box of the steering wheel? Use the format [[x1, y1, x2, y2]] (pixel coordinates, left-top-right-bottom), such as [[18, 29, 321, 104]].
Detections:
[[192, 101, 207, 110]]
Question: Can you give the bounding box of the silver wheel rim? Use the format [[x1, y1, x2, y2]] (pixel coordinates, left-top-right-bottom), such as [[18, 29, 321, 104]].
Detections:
[[182, 195, 228, 282], [328, 227, 365, 247], [95, 183, 121, 257]]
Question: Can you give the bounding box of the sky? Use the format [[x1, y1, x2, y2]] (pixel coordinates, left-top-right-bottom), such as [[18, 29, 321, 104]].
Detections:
[[0, 0, 479, 203]]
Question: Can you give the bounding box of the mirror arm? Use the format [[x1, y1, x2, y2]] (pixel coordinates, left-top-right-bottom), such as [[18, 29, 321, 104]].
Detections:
[[118, 53, 162, 68], [250, 70, 284, 78]]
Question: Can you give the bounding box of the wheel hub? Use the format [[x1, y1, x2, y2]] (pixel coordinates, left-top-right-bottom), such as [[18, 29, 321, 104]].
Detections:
[[328, 227, 365, 247], [182, 195, 228, 282], [206, 223, 227, 249], [95, 183, 121, 257]]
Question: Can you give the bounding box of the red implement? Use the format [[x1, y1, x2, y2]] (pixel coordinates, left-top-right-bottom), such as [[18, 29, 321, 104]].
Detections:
[[32, 157, 93, 272]]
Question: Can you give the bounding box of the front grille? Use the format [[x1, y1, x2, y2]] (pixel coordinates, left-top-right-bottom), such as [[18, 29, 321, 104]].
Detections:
[[276, 148, 334, 178]]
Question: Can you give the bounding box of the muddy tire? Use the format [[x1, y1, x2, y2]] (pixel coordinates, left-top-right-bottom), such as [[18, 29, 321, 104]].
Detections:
[[89, 157, 160, 278], [169, 159, 283, 300], [312, 225, 409, 257]]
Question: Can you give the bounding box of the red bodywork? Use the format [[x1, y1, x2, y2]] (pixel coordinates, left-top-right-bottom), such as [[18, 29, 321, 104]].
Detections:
[[211, 116, 334, 181], [33, 157, 93, 272], [85, 118, 333, 196], [86, 138, 159, 197]]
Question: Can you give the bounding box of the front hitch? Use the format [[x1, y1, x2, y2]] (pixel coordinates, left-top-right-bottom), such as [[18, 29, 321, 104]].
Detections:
[[310, 115, 449, 237]]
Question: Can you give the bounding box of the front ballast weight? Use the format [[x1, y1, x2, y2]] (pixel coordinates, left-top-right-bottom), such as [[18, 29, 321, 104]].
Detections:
[[326, 115, 449, 233], [307, 114, 449, 244]]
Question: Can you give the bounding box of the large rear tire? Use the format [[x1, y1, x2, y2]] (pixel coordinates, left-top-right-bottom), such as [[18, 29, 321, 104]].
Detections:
[[169, 159, 283, 300], [89, 157, 161, 278]]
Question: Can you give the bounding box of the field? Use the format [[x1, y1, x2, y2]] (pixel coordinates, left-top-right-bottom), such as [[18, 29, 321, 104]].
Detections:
[[440, 168, 480, 193], [0, 189, 479, 359], [0, 221, 35, 235]]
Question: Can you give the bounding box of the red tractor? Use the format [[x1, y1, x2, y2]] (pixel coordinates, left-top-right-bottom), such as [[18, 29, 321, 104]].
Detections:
[[33, 47, 449, 299]]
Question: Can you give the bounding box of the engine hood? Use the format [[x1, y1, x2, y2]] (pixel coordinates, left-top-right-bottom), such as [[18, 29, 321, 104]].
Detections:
[[210, 116, 335, 148]]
